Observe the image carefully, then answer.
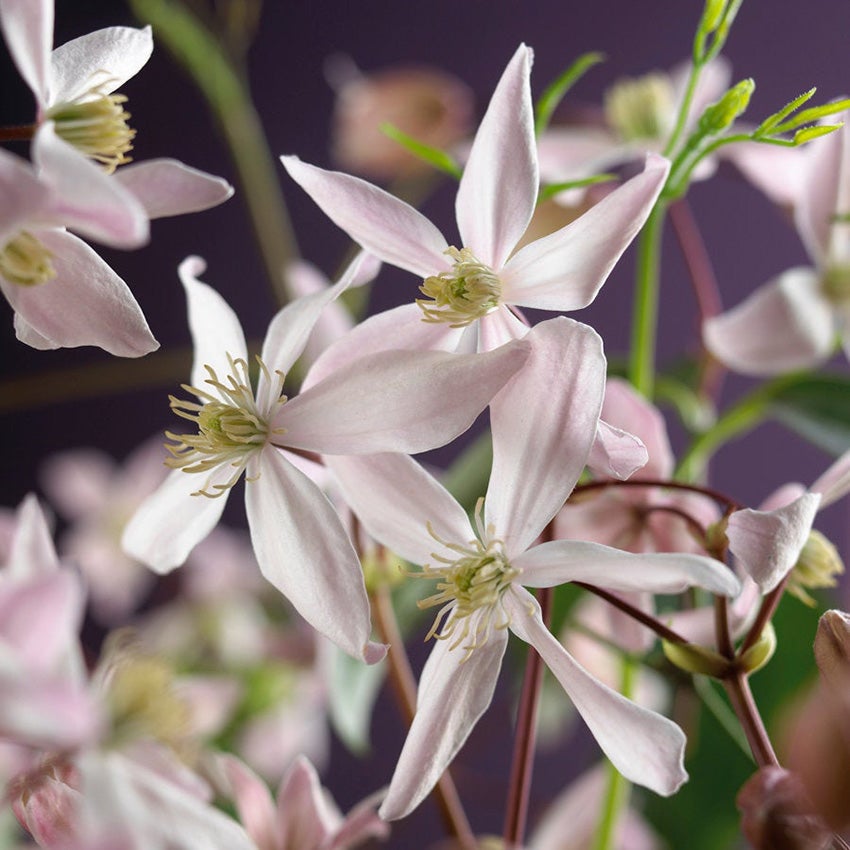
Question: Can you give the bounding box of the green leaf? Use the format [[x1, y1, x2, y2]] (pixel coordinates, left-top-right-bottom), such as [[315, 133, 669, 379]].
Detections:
[[534, 51, 605, 136], [380, 123, 462, 179], [537, 173, 618, 204], [792, 123, 843, 145], [754, 88, 816, 136], [774, 97, 850, 133]]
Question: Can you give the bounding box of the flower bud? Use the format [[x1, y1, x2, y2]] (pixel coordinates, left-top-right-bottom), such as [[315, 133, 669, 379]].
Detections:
[[813, 609, 850, 690], [697, 78, 755, 135], [662, 638, 732, 678], [787, 530, 844, 607], [738, 622, 777, 675]]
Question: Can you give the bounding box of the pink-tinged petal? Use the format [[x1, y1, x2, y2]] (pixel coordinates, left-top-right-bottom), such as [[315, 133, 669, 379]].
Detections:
[[810, 449, 850, 509], [703, 268, 836, 375], [33, 124, 148, 248], [514, 540, 740, 597], [282, 155, 449, 277], [6, 493, 60, 578], [0, 147, 54, 245], [49, 26, 153, 104], [759, 482, 807, 513], [722, 141, 808, 209], [587, 420, 648, 481], [505, 588, 687, 796], [380, 623, 508, 820], [476, 304, 531, 351], [303, 303, 462, 388], [500, 154, 669, 310], [537, 126, 623, 184], [219, 756, 277, 850], [0, 0, 52, 107], [178, 256, 248, 387], [121, 467, 229, 573], [456, 44, 537, 269], [276, 756, 340, 847], [487, 318, 605, 555], [328, 453, 474, 567], [114, 159, 233, 219], [278, 341, 528, 455], [3, 230, 158, 356], [727, 492, 821, 592], [245, 448, 384, 664], [40, 449, 115, 519], [328, 790, 389, 850]]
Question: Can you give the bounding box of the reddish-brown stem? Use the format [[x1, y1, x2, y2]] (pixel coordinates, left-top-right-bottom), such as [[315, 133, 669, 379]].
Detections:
[[641, 503, 709, 542], [738, 572, 789, 656], [502, 586, 552, 849], [571, 477, 741, 511], [714, 595, 735, 659], [0, 123, 35, 141], [722, 671, 779, 768]]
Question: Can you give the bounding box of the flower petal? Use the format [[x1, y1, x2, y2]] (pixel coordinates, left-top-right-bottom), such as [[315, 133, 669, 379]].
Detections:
[[726, 492, 821, 592], [3, 229, 158, 356], [245, 448, 383, 663], [49, 25, 153, 104], [500, 154, 669, 310], [278, 341, 528, 455], [379, 624, 508, 820], [218, 756, 278, 850], [114, 159, 233, 219], [587, 419, 648, 481], [0, 142, 53, 247], [275, 756, 341, 846], [514, 539, 740, 597], [505, 588, 687, 796], [0, 0, 52, 107], [703, 268, 836, 375], [282, 155, 448, 277], [456, 44, 537, 269], [487, 317, 605, 555], [6, 493, 60, 578], [810, 448, 850, 509]]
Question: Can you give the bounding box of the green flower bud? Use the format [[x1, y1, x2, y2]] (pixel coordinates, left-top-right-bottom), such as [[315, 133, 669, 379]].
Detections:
[[698, 78, 755, 136], [663, 639, 732, 678], [738, 622, 777, 675]]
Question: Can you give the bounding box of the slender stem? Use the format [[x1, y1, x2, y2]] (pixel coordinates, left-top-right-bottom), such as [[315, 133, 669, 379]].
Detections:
[[0, 123, 35, 141], [628, 203, 667, 398], [722, 672, 780, 768], [663, 62, 702, 158], [572, 476, 740, 511], [738, 573, 789, 656], [370, 586, 476, 849], [503, 587, 552, 848], [641, 503, 710, 543], [714, 595, 735, 659], [692, 675, 752, 759]]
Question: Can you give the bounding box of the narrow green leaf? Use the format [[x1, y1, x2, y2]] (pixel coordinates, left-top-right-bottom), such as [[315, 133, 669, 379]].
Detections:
[[754, 87, 816, 136], [380, 123, 462, 179], [534, 51, 605, 136], [774, 97, 850, 132], [537, 172, 618, 203], [792, 123, 843, 145]]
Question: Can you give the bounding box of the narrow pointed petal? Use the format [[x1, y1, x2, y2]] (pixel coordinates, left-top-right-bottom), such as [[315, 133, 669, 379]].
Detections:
[[49, 26, 153, 104], [0, 0, 52, 107], [33, 124, 149, 248], [810, 449, 850, 509], [328, 453, 474, 567], [282, 155, 448, 277], [487, 318, 604, 555], [178, 257, 248, 387], [703, 268, 835, 375], [456, 44, 537, 269], [219, 756, 278, 850], [380, 626, 508, 820], [245, 448, 383, 663], [500, 155, 669, 310], [6, 493, 60, 578], [277, 341, 529, 455], [722, 141, 808, 209], [505, 588, 687, 796], [0, 144, 53, 245], [514, 539, 740, 596], [726, 492, 821, 592], [122, 467, 229, 573], [587, 419, 648, 481], [276, 756, 340, 846], [3, 229, 158, 356], [114, 159, 233, 219]]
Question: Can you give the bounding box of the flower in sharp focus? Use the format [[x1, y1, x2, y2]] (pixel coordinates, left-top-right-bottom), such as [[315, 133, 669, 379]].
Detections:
[[122, 254, 529, 662]]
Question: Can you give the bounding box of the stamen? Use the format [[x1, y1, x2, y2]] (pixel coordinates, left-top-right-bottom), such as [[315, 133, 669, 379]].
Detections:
[[604, 72, 675, 142], [417, 246, 502, 327], [0, 231, 56, 286], [822, 263, 850, 304]]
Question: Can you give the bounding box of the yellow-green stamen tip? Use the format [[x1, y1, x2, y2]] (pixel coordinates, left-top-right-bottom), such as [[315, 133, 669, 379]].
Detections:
[[417, 246, 502, 327], [788, 529, 845, 607], [0, 231, 56, 286], [822, 263, 850, 305], [605, 72, 675, 142]]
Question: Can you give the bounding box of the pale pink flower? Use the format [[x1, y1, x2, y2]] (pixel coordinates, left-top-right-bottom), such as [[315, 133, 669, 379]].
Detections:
[[328, 318, 740, 818], [123, 255, 529, 662]]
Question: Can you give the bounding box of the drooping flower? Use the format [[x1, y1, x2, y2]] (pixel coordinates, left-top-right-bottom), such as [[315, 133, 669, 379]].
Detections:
[[122, 255, 529, 662], [327, 318, 740, 818]]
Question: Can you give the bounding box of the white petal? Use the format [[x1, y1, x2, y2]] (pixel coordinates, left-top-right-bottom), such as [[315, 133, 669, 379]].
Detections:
[[505, 588, 687, 796], [703, 268, 835, 375], [476, 304, 531, 351], [722, 141, 808, 209], [327, 453, 474, 567], [456, 44, 537, 269], [282, 155, 449, 277], [49, 26, 153, 104], [178, 257, 248, 388], [587, 419, 649, 481], [487, 317, 605, 555], [278, 341, 528, 455], [379, 625, 508, 820], [4, 229, 158, 356], [0, 0, 52, 107], [245, 448, 383, 663], [810, 449, 850, 509], [500, 154, 669, 310], [726, 492, 821, 593], [114, 159, 233, 219], [0, 146, 53, 245], [514, 540, 740, 597], [6, 493, 60, 578]]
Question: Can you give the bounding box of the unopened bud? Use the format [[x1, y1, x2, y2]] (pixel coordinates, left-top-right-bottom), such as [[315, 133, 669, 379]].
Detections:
[[662, 638, 732, 678], [813, 609, 850, 690], [787, 530, 844, 607], [698, 78, 755, 135], [738, 622, 777, 675]]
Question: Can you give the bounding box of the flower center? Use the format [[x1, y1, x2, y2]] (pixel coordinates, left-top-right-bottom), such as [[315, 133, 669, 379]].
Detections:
[[417, 246, 502, 327], [46, 78, 136, 173], [604, 72, 675, 143], [821, 263, 850, 305], [165, 354, 286, 498], [0, 231, 56, 286], [413, 500, 518, 657]]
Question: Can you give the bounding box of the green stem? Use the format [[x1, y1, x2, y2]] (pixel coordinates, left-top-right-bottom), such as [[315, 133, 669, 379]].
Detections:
[[628, 202, 667, 397], [663, 62, 702, 158]]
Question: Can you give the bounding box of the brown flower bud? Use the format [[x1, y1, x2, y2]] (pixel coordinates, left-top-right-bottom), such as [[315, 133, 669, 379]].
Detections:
[[813, 608, 850, 690]]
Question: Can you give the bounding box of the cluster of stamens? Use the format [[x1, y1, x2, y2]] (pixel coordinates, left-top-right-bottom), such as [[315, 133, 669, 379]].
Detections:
[[604, 72, 675, 142], [822, 262, 850, 305], [413, 500, 518, 658], [417, 246, 502, 327], [0, 231, 56, 286], [46, 76, 136, 173], [165, 354, 286, 497]]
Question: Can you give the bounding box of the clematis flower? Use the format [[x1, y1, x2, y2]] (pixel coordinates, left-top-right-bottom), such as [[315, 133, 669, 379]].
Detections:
[[282, 43, 669, 360], [327, 318, 740, 818], [703, 117, 850, 374], [122, 254, 529, 663]]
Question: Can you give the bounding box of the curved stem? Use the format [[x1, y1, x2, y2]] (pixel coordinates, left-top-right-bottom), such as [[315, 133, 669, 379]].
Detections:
[[0, 123, 35, 141], [722, 671, 779, 768], [571, 476, 740, 511]]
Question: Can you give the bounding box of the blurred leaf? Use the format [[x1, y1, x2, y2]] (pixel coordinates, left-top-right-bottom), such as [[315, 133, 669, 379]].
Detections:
[[537, 172, 617, 203], [534, 51, 605, 136], [380, 123, 462, 179], [326, 646, 386, 755]]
